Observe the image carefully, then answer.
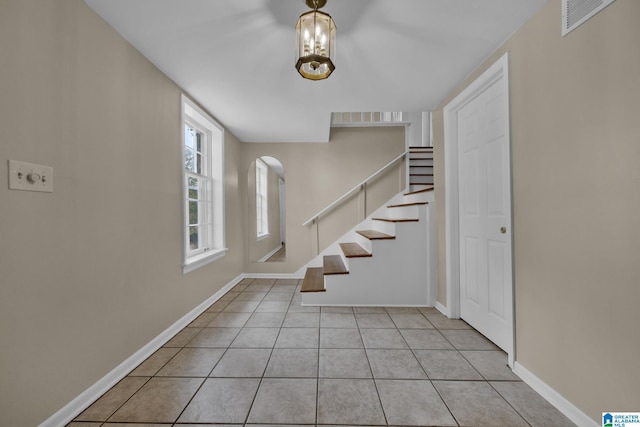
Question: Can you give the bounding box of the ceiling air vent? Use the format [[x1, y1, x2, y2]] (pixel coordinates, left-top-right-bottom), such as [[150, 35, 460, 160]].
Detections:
[[562, 0, 617, 36]]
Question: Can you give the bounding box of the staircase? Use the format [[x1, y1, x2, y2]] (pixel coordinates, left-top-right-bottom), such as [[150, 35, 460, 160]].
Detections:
[[300, 186, 436, 306], [408, 146, 434, 187]]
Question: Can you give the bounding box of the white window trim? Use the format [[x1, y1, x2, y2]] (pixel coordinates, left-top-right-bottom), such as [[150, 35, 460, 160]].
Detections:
[[183, 248, 227, 274], [181, 94, 226, 274], [256, 158, 269, 240]]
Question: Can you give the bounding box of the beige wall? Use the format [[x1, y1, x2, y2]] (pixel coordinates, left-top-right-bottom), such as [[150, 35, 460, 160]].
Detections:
[[13, 0, 635, 423], [0, 4, 406, 424], [241, 126, 406, 274], [0, 1, 245, 425], [433, 0, 640, 421], [247, 161, 283, 262]]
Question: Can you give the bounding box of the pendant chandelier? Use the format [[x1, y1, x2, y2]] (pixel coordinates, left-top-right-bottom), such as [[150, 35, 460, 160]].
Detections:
[[295, 0, 336, 80]]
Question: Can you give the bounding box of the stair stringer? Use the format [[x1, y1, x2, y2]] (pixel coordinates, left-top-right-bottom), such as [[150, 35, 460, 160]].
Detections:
[[300, 189, 437, 306]]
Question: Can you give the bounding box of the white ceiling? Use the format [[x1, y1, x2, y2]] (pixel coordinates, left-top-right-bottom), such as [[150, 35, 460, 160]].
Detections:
[[83, 0, 547, 143]]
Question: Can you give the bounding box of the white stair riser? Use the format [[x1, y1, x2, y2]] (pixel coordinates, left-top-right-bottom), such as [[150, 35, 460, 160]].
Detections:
[[385, 205, 420, 219], [410, 166, 433, 174], [353, 233, 373, 253], [410, 159, 433, 166], [410, 176, 434, 185], [398, 190, 434, 205], [371, 219, 396, 236]]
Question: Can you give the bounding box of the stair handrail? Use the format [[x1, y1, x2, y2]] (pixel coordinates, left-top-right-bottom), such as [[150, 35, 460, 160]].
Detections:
[[302, 151, 407, 227]]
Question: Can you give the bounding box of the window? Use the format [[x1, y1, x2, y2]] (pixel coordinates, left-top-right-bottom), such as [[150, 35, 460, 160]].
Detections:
[[256, 159, 269, 239], [182, 95, 225, 273]]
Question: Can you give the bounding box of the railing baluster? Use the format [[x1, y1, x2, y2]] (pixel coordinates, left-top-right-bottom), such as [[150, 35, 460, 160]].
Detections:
[[302, 151, 407, 227], [303, 151, 408, 257], [363, 182, 367, 219], [312, 218, 320, 256]]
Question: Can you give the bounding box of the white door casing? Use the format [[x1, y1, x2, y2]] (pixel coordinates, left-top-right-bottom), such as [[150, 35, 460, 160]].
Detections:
[[444, 52, 514, 364]]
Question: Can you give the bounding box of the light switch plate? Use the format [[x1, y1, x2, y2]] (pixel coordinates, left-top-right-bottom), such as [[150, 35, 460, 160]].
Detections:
[[8, 160, 53, 192]]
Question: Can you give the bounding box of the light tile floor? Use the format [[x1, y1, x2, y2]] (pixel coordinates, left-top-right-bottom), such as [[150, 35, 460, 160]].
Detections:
[[70, 278, 576, 427]]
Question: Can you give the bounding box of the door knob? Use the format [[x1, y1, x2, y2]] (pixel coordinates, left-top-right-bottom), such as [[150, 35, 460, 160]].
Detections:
[[500, 227, 507, 234]]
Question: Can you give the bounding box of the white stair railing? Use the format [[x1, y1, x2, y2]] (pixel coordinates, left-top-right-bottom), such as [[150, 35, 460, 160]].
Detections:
[[303, 151, 407, 255]]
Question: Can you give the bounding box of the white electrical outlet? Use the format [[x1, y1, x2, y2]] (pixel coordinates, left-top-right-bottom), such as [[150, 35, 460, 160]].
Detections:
[[8, 160, 53, 193]]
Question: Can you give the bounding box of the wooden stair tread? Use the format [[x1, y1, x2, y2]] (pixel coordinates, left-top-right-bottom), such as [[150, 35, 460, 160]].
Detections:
[[372, 217, 419, 223], [301, 267, 325, 292], [356, 230, 395, 240], [324, 255, 349, 275], [404, 186, 434, 195], [387, 202, 428, 208], [339, 242, 372, 258]]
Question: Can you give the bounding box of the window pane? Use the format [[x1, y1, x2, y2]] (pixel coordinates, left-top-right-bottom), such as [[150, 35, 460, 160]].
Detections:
[[196, 131, 203, 153], [196, 152, 203, 174], [188, 177, 199, 200], [185, 147, 195, 172], [185, 125, 196, 149], [189, 201, 199, 226], [189, 226, 199, 250]]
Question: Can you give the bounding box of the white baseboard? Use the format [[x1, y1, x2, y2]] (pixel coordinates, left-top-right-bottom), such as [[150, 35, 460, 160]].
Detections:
[[513, 361, 598, 427], [421, 303, 597, 426], [39, 274, 244, 427], [302, 303, 432, 307], [435, 301, 450, 317], [256, 244, 283, 263]]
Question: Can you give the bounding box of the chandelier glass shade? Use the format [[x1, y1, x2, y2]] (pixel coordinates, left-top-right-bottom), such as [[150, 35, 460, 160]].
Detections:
[[295, 2, 336, 80]]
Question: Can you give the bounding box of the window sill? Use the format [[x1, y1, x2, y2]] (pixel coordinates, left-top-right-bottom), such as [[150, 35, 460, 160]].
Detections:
[[183, 248, 227, 274], [257, 233, 270, 242]]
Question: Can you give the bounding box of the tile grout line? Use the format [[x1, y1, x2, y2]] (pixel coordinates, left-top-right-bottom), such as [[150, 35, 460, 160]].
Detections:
[[75, 276, 546, 427], [486, 380, 535, 427], [85, 376, 152, 424], [177, 279, 266, 424], [169, 281, 257, 424], [241, 282, 277, 426], [402, 308, 461, 427], [94, 298, 230, 424], [355, 311, 389, 427]]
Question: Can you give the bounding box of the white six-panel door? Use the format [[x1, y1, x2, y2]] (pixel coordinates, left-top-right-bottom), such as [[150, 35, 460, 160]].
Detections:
[[444, 53, 513, 358], [457, 77, 512, 353]]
